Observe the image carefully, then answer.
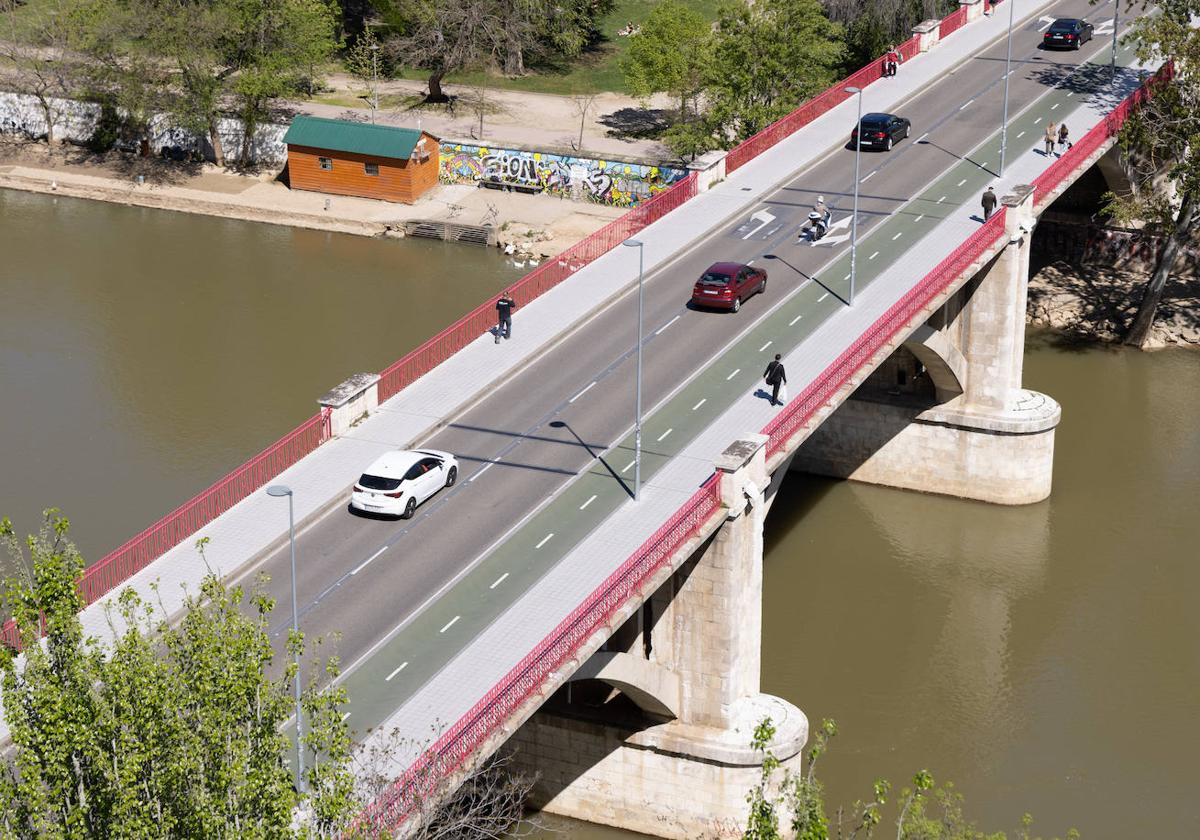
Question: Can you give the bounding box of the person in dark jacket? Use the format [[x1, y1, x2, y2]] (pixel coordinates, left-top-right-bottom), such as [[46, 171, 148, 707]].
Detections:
[[763, 354, 787, 406], [981, 186, 997, 221], [495, 291, 515, 342]]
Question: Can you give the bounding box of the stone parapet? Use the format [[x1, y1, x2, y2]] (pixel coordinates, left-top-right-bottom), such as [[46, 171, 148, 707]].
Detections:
[[912, 19, 942, 53], [318, 372, 380, 438]]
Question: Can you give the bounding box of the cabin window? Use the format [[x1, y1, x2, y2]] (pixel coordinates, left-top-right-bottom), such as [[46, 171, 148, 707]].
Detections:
[[318, 157, 332, 171], [364, 162, 380, 176]]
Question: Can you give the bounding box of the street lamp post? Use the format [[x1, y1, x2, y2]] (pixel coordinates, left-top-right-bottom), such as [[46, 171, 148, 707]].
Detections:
[[266, 484, 305, 793], [622, 238, 645, 501], [1111, 0, 1120, 79], [998, 0, 1016, 176], [845, 86, 863, 305]]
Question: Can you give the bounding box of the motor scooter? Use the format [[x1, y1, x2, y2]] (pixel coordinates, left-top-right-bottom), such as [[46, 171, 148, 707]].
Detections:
[[801, 210, 831, 242]]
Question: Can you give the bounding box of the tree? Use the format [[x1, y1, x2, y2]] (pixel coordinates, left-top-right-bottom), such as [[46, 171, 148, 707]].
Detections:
[[741, 717, 1079, 840], [703, 0, 845, 145], [346, 27, 384, 121], [0, 515, 357, 838], [623, 0, 712, 123], [1102, 3, 1200, 347], [0, 0, 85, 146], [824, 0, 955, 70]]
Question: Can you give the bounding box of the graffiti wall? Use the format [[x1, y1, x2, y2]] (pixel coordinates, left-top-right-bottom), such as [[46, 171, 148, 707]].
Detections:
[[438, 141, 687, 207]]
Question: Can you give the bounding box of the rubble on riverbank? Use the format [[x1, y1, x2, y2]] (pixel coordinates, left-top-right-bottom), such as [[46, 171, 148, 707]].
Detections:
[[1028, 261, 1200, 349]]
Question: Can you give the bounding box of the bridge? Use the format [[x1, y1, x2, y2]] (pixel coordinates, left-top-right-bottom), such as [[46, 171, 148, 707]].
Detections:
[[0, 0, 1167, 835]]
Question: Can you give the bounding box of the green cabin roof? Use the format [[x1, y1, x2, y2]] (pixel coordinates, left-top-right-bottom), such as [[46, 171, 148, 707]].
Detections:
[[283, 115, 432, 160]]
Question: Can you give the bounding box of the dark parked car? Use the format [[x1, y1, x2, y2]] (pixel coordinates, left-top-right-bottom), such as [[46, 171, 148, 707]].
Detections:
[[691, 262, 767, 313], [849, 112, 911, 151], [1043, 18, 1093, 50]]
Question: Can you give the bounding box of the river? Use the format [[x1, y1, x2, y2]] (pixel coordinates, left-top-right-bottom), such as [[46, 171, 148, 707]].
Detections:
[[0, 188, 524, 565], [2, 189, 1197, 838]]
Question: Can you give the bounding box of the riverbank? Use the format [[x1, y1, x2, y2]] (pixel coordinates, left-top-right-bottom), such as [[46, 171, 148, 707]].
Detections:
[[1028, 260, 1200, 349], [0, 137, 624, 258]]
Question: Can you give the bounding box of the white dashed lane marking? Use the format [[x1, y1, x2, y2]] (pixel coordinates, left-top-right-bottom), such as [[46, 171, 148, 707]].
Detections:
[[692, 398, 707, 411], [351, 545, 387, 576], [869, 251, 880, 260], [861, 171, 876, 183], [655, 315, 681, 335], [656, 429, 672, 442], [726, 368, 741, 380], [579, 495, 597, 510], [622, 459, 635, 473], [818, 292, 829, 302], [759, 341, 772, 352], [569, 381, 596, 403], [385, 662, 408, 682], [440, 616, 461, 633], [1017, 130, 1026, 138], [789, 314, 803, 326], [937, 195, 947, 203], [471, 461, 495, 482], [535, 533, 554, 549], [489, 572, 509, 589], [892, 231, 903, 240], [957, 179, 967, 187]]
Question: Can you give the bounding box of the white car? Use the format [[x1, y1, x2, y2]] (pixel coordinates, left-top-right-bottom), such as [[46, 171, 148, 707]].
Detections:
[[350, 449, 459, 518]]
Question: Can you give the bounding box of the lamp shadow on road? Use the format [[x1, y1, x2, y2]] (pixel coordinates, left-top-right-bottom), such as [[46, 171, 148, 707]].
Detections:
[[762, 253, 849, 307], [914, 138, 998, 178], [549, 420, 633, 498], [448, 421, 608, 452]]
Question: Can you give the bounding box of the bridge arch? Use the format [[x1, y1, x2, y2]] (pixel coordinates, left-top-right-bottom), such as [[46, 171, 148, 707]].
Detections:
[[902, 324, 966, 402], [566, 651, 681, 719]]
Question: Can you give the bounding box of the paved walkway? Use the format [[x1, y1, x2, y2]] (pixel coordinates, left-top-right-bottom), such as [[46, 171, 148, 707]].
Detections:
[[341, 39, 1152, 772], [0, 0, 1098, 740]]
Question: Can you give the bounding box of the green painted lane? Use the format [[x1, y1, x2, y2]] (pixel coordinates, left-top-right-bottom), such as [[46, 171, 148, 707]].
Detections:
[[336, 46, 1137, 734]]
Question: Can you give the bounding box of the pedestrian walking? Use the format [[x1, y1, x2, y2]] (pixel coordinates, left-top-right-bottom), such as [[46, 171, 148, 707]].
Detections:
[[981, 186, 997, 221], [1044, 122, 1057, 156], [763, 354, 787, 406], [495, 290, 515, 342], [1057, 123, 1071, 154]]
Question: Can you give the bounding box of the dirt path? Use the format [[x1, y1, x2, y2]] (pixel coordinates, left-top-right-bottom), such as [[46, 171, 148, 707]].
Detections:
[[291, 75, 677, 161]]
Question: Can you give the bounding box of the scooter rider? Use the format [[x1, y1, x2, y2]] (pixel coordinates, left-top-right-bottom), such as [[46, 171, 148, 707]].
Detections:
[[802, 195, 831, 240]]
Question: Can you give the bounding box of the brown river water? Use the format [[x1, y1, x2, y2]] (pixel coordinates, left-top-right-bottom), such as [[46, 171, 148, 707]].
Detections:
[[2, 189, 1197, 838]]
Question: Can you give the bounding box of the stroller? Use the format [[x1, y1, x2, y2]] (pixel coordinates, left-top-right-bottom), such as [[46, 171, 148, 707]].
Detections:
[[801, 209, 831, 242]]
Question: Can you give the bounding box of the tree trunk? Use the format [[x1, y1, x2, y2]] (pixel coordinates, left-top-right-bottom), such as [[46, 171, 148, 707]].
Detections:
[[37, 95, 56, 146], [503, 43, 525, 77], [208, 117, 226, 168], [1124, 189, 1197, 347], [427, 71, 447, 103]]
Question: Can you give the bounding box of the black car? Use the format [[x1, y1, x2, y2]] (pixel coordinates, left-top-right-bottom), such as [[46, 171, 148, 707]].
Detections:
[[849, 112, 911, 151], [1043, 18, 1094, 50]]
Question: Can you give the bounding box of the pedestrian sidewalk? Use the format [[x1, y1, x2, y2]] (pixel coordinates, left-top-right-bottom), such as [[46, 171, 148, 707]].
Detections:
[[0, 0, 1059, 742], [365, 48, 1154, 772]]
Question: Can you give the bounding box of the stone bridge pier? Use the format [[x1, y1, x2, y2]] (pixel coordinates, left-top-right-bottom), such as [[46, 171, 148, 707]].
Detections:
[[508, 436, 808, 838], [793, 185, 1061, 504]]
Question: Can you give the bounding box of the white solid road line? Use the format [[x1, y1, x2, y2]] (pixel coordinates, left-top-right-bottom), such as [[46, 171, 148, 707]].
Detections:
[[657, 428, 673, 442], [579, 494, 597, 510], [351, 545, 388, 575], [385, 661, 408, 681], [726, 368, 741, 380], [818, 292, 829, 302], [861, 171, 876, 184], [489, 572, 509, 589], [439, 616, 461, 634], [869, 251, 880, 260], [692, 398, 707, 411], [535, 533, 554, 549], [759, 341, 772, 352], [568, 381, 596, 403], [892, 231, 903, 240], [789, 314, 803, 326], [655, 314, 681, 335]]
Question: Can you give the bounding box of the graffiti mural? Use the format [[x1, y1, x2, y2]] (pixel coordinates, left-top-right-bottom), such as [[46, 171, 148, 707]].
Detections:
[[438, 142, 687, 207]]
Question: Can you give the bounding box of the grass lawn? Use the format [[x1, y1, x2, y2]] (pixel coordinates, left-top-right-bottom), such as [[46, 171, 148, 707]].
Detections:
[[0, 0, 56, 41], [387, 0, 722, 97]]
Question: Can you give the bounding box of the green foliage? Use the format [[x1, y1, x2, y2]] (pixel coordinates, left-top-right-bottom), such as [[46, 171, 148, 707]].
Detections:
[[703, 0, 844, 144], [740, 717, 1077, 840], [622, 0, 711, 113], [0, 514, 364, 839]]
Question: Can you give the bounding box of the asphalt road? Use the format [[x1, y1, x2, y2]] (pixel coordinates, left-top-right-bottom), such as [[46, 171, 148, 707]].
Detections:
[[242, 0, 1136, 735]]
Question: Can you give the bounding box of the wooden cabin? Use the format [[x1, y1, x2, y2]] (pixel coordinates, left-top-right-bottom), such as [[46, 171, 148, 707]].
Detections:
[[283, 116, 439, 204]]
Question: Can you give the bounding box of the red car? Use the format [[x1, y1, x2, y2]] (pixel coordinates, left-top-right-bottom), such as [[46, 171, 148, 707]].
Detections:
[[691, 262, 767, 312]]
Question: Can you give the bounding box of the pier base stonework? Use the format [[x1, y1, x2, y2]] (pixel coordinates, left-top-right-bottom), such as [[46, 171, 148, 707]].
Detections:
[[793, 185, 1060, 505], [509, 436, 807, 838]]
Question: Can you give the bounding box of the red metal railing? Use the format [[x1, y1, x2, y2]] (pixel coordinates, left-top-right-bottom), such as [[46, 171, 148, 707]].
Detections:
[[761, 210, 1008, 459], [378, 173, 698, 402], [0, 408, 332, 651], [726, 36, 921, 173], [353, 474, 723, 835], [1032, 63, 1173, 213], [938, 6, 969, 40]]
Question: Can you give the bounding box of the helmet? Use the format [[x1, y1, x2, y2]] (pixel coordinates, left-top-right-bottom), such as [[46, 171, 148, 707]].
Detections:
[[817, 195, 825, 203], [808, 211, 822, 220]]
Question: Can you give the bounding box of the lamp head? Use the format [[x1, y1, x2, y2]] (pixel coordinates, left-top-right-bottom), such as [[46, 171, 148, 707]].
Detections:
[[266, 485, 293, 498]]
